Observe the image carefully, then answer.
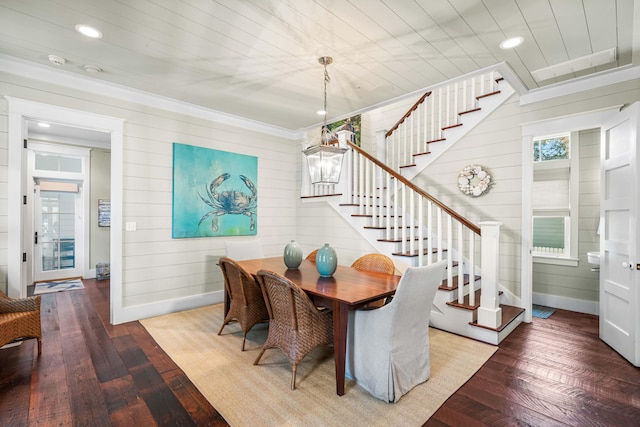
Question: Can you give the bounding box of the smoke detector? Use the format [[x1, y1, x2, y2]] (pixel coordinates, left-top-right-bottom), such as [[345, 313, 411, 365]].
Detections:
[[48, 54, 66, 66], [83, 65, 102, 74]]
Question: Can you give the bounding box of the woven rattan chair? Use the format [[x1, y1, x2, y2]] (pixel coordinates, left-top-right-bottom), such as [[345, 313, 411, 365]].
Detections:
[[0, 291, 42, 354], [218, 257, 269, 351], [305, 249, 319, 262], [351, 253, 396, 308], [254, 269, 333, 390]]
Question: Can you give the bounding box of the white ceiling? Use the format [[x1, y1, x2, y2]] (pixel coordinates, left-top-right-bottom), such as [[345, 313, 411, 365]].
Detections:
[[0, 0, 637, 131]]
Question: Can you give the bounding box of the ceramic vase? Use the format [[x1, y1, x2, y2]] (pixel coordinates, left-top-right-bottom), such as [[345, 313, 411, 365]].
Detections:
[[316, 243, 337, 277], [283, 240, 303, 269]]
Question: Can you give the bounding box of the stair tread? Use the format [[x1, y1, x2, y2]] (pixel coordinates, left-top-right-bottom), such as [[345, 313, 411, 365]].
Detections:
[[459, 107, 481, 115], [446, 289, 482, 310], [392, 248, 447, 257], [378, 237, 427, 243], [399, 163, 416, 168], [426, 138, 446, 143], [301, 193, 342, 199], [442, 123, 463, 131], [476, 90, 501, 100], [413, 151, 431, 157], [469, 304, 525, 332], [438, 274, 480, 291]]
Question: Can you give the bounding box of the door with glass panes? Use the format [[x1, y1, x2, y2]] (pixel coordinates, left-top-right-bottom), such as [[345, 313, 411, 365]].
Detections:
[[29, 143, 87, 283], [33, 182, 84, 282]]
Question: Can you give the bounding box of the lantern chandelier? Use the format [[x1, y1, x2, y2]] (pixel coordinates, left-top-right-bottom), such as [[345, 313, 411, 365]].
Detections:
[[303, 56, 348, 184]]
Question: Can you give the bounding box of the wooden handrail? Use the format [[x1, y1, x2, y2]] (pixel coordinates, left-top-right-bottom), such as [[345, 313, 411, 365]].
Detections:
[[385, 91, 431, 137], [347, 141, 481, 235]]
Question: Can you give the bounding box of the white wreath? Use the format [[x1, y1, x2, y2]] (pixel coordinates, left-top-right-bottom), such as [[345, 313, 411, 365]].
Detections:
[[458, 164, 492, 197]]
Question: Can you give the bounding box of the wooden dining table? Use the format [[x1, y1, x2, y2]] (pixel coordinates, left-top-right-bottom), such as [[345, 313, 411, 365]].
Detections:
[[236, 256, 401, 396]]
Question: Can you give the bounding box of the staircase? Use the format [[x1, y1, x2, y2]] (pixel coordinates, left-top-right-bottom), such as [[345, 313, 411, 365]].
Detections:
[[301, 66, 525, 345]]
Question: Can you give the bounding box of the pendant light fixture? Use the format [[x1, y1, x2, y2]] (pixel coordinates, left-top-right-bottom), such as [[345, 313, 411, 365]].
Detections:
[[303, 56, 347, 184]]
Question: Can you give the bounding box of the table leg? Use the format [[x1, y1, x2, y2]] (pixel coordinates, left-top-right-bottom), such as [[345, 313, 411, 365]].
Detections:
[[332, 301, 349, 396]]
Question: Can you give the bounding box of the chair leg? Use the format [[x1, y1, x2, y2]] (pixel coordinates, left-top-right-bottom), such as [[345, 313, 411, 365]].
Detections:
[[241, 332, 247, 351], [253, 347, 267, 365], [290, 365, 297, 390], [37, 338, 42, 355]]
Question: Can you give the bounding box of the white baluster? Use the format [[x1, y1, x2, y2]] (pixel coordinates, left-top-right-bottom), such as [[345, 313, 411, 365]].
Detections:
[[469, 228, 476, 306], [409, 190, 415, 256], [418, 196, 424, 266], [427, 202, 433, 265], [401, 183, 407, 255]]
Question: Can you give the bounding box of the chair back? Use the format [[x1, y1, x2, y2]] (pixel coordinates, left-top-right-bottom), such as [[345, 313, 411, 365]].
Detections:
[[224, 239, 264, 260], [219, 256, 262, 306], [351, 253, 395, 275], [256, 270, 319, 330], [305, 249, 319, 262], [387, 260, 447, 346]]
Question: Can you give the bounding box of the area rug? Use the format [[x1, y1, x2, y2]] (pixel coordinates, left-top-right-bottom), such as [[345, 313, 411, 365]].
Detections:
[[141, 303, 497, 426], [33, 278, 84, 295], [532, 304, 556, 319]]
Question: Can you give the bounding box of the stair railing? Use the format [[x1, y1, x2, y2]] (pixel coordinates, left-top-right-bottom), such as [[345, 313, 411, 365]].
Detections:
[[385, 69, 502, 171], [344, 141, 503, 329]]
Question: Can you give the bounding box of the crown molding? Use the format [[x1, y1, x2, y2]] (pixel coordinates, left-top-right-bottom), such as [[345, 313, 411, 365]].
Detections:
[[0, 54, 299, 140]]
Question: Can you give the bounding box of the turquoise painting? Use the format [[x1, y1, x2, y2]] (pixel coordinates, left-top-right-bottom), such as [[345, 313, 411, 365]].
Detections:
[[172, 143, 258, 238]]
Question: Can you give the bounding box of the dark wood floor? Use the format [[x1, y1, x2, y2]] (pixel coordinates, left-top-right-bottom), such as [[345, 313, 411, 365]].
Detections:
[[1, 280, 639, 426]]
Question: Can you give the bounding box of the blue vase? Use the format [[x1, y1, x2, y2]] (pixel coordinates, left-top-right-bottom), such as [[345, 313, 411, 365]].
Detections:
[[316, 243, 337, 277], [283, 240, 303, 269]]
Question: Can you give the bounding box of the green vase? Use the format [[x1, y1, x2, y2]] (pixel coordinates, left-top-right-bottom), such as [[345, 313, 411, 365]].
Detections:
[[283, 240, 303, 269]]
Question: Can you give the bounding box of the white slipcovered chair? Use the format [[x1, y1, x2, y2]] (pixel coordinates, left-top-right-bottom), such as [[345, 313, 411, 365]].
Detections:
[[224, 239, 264, 261], [345, 260, 447, 403]]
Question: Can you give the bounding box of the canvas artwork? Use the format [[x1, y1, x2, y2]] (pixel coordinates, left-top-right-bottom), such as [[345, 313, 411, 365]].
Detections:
[[172, 143, 258, 238], [327, 114, 361, 146]]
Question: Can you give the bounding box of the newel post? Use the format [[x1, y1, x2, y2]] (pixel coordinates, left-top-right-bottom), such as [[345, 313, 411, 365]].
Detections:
[[477, 221, 502, 329]]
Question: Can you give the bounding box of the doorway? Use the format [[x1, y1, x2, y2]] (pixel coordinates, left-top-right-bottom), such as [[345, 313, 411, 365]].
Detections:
[[6, 97, 124, 324]]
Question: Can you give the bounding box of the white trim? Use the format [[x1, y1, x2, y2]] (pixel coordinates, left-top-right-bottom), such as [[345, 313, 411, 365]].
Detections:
[[533, 255, 579, 267], [5, 96, 125, 327], [0, 54, 297, 140], [116, 291, 223, 324], [521, 64, 640, 106], [533, 292, 599, 315]]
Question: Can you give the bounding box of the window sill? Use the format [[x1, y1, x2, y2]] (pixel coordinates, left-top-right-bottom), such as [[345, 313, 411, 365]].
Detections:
[[533, 254, 579, 267]]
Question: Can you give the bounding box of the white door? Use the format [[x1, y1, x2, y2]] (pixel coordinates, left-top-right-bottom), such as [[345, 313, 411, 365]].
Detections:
[[600, 102, 640, 367], [33, 182, 84, 282]]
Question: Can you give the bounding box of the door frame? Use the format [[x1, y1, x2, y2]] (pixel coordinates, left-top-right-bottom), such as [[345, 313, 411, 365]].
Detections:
[[6, 97, 124, 325], [521, 106, 621, 323]]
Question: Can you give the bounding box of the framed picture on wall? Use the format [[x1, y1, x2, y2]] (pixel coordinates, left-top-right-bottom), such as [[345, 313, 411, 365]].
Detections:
[[172, 142, 258, 238], [98, 199, 110, 227]]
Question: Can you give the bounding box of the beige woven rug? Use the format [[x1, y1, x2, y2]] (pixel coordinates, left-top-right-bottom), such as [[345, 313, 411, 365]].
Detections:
[[140, 304, 497, 426]]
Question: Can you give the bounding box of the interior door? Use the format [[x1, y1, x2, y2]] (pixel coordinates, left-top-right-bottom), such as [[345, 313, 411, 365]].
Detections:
[[33, 182, 84, 282], [600, 102, 640, 367]]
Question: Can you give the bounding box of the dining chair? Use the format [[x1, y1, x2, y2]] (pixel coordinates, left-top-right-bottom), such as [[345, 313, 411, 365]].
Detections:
[[351, 253, 396, 307], [345, 260, 447, 402], [224, 239, 264, 261], [254, 269, 333, 390], [0, 290, 42, 354], [305, 248, 319, 262], [218, 257, 269, 351]]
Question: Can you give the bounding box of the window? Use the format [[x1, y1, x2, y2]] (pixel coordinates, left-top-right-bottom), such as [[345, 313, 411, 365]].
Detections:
[[531, 132, 579, 265]]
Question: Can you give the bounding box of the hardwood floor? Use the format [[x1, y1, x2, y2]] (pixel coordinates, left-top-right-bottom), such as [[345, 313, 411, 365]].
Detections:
[[1, 280, 639, 426]]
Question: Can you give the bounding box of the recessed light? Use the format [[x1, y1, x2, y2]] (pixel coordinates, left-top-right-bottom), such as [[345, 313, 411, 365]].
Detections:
[[75, 24, 103, 39], [37, 122, 50, 128], [500, 36, 523, 49], [317, 110, 327, 115]]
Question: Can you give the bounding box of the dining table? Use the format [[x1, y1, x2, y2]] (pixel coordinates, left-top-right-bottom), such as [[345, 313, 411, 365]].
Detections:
[[236, 256, 401, 396]]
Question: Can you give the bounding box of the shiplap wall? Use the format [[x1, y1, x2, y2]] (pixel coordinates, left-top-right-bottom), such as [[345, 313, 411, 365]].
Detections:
[[0, 70, 298, 306], [532, 129, 600, 304]]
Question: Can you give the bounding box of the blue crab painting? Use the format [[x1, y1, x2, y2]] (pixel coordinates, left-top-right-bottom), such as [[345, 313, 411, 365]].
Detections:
[[198, 173, 257, 232], [172, 142, 258, 238]]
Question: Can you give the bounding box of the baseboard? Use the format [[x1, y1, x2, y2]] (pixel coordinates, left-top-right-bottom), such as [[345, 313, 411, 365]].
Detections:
[[532, 292, 599, 315], [113, 290, 224, 324]]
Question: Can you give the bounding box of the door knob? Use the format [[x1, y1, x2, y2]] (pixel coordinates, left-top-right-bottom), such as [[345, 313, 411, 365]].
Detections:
[[622, 262, 633, 270]]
